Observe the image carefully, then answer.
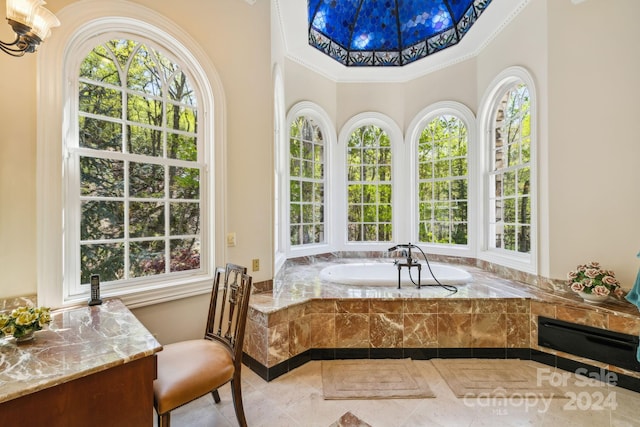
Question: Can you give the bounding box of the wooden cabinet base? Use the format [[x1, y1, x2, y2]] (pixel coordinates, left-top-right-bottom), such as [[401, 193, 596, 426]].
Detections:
[[0, 356, 157, 427]]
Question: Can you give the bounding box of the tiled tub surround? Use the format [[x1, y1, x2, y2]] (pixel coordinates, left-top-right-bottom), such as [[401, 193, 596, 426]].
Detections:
[[243, 253, 640, 388]]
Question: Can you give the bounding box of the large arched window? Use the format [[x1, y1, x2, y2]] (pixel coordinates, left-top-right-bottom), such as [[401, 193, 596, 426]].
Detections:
[[68, 39, 204, 296], [37, 3, 225, 307], [478, 67, 537, 273], [338, 113, 404, 249], [284, 102, 334, 257], [407, 102, 475, 257], [346, 125, 393, 242]]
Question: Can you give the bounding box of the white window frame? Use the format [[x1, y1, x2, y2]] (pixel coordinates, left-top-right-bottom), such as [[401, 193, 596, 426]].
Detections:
[[273, 64, 287, 273], [283, 102, 335, 258], [406, 101, 476, 258], [336, 113, 405, 251], [37, 1, 226, 308], [477, 66, 538, 274]]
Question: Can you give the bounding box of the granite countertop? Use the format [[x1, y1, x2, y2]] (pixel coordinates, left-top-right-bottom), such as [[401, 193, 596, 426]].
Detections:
[[0, 298, 162, 404], [251, 256, 640, 319]]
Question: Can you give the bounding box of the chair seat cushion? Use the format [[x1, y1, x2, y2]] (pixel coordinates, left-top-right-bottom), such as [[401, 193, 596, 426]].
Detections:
[[154, 339, 234, 415]]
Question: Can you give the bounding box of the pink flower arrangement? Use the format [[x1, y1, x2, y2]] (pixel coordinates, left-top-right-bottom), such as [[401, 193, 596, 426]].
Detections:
[[567, 261, 624, 298]]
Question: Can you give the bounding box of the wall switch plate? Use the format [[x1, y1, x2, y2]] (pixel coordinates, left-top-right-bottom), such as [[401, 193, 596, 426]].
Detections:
[[226, 232, 236, 246], [252, 258, 260, 272]]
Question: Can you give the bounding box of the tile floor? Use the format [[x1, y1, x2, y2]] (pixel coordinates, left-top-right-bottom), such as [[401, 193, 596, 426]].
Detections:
[[158, 360, 640, 427]]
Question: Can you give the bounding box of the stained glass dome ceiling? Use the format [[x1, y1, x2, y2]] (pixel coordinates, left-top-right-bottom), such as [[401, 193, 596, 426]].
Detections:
[[308, 0, 493, 67]]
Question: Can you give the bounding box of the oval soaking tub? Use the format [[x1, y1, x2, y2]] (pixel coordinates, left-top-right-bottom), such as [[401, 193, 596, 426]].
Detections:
[[319, 262, 473, 286]]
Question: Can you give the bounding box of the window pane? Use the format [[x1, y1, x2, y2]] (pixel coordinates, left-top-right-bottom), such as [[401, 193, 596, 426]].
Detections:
[[170, 167, 200, 199], [79, 83, 122, 118], [167, 133, 197, 161], [79, 117, 122, 151], [130, 240, 165, 277], [130, 162, 164, 198], [128, 125, 162, 157], [130, 202, 164, 238], [170, 238, 200, 272], [170, 202, 200, 235], [81, 201, 124, 240], [127, 93, 163, 126], [81, 243, 124, 284], [80, 157, 124, 197], [80, 44, 121, 85]]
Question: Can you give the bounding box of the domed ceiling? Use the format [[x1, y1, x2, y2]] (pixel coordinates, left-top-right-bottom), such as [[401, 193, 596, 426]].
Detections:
[[274, 0, 530, 82], [308, 0, 493, 67]]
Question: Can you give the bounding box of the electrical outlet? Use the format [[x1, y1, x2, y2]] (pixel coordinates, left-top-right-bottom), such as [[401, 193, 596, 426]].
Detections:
[[226, 232, 236, 247], [252, 258, 260, 272]]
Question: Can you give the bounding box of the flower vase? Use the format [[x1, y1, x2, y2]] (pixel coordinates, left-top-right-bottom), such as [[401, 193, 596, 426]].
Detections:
[[14, 331, 35, 343], [578, 291, 609, 305]]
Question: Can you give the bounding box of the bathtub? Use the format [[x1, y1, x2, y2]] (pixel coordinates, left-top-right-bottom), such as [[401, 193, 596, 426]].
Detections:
[[319, 262, 473, 287]]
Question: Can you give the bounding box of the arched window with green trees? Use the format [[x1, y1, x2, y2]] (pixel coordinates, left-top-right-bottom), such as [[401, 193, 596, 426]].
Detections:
[[346, 125, 393, 242], [71, 38, 204, 288], [289, 116, 325, 246], [417, 115, 469, 245], [489, 83, 531, 254]]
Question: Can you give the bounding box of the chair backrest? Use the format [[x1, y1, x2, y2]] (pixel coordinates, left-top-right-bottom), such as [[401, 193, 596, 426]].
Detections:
[[205, 263, 252, 364]]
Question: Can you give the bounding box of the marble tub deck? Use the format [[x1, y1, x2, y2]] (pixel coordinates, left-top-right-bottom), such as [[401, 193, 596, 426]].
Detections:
[[243, 256, 640, 383]]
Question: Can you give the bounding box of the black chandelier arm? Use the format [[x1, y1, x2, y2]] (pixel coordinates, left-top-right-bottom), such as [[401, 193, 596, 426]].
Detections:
[[0, 34, 28, 57]]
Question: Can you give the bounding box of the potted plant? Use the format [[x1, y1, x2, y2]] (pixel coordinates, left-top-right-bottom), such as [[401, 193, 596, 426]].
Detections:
[[0, 306, 52, 343], [567, 262, 623, 304]]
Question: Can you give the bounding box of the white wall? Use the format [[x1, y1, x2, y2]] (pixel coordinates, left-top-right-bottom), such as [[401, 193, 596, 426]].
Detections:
[[0, 0, 272, 344], [545, 0, 640, 286]]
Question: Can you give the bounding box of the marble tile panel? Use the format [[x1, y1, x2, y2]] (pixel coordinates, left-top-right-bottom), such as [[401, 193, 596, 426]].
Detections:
[[437, 313, 472, 347], [287, 303, 306, 321], [608, 314, 640, 335], [309, 313, 336, 348], [438, 300, 472, 314], [244, 319, 268, 365], [403, 313, 438, 347], [471, 313, 506, 347], [267, 322, 290, 367], [529, 315, 540, 349], [268, 306, 289, 327], [507, 298, 530, 313], [247, 306, 269, 328], [471, 299, 507, 314], [506, 313, 530, 348], [307, 300, 336, 314], [556, 305, 607, 329], [370, 299, 403, 314], [335, 313, 369, 348], [530, 301, 556, 318], [403, 299, 438, 314], [289, 315, 311, 356], [370, 313, 403, 348], [336, 299, 369, 314]]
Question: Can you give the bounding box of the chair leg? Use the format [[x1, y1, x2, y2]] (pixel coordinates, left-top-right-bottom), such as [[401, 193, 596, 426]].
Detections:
[[158, 412, 170, 427], [211, 388, 221, 403], [230, 375, 248, 427]]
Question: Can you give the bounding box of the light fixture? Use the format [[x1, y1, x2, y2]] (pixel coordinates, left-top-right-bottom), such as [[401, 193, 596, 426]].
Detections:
[[1, 0, 60, 57]]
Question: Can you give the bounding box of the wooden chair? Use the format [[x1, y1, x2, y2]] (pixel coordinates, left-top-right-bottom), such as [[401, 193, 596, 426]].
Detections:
[[153, 263, 253, 427]]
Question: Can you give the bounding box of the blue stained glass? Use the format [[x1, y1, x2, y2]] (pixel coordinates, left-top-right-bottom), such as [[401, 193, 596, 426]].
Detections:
[[308, 0, 492, 67]]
